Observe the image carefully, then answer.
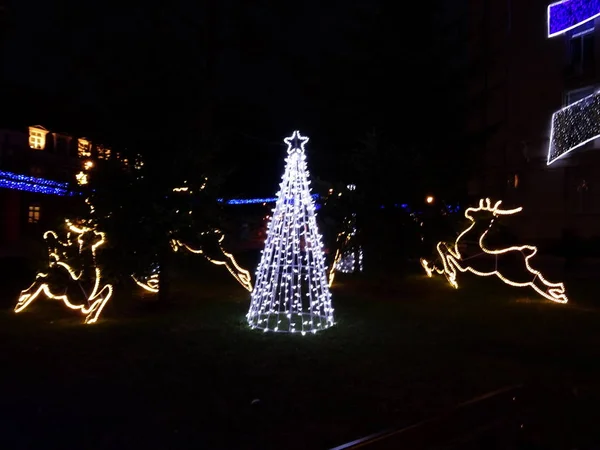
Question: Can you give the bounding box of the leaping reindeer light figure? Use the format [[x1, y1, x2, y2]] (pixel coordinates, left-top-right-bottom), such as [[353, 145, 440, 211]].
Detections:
[[172, 229, 253, 292], [15, 220, 114, 323], [420, 198, 568, 304]]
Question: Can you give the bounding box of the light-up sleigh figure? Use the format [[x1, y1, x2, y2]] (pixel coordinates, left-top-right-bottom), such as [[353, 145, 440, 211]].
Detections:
[[15, 220, 113, 323], [420, 198, 568, 304]]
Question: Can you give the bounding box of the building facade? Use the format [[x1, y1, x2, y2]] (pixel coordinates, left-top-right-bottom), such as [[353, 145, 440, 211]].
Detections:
[[468, 0, 600, 242], [0, 124, 128, 256]]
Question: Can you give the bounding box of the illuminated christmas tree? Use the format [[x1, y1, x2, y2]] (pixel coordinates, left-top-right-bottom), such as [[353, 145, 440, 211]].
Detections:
[[247, 130, 334, 334]]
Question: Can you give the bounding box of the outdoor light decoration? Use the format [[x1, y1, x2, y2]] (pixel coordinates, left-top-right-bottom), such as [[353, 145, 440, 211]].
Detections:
[[420, 198, 568, 304], [426, 195, 434, 204], [247, 131, 334, 334], [131, 262, 160, 293], [547, 0, 600, 37], [15, 219, 113, 324], [0, 169, 76, 196], [173, 230, 253, 292], [329, 214, 363, 287], [218, 194, 319, 205], [76, 171, 88, 185], [547, 89, 600, 165]]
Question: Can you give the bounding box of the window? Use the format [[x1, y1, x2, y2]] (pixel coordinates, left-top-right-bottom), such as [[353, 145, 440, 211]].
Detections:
[[28, 125, 48, 149], [28, 205, 40, 224], [569, 21, 595, 68], [565, 85, 596, 105], [97, 145, 111, 159], [78, 138, 92, 158]]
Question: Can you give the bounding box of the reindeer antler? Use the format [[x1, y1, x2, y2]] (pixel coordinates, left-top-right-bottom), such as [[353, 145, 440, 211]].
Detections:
[[474, 198, 523, 216]]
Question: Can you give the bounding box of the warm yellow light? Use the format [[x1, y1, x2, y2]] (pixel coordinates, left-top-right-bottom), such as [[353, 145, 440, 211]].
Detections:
[[132, 273, 159, 293], [174, 231, 253, 292], [426, 195, 434, 204], [328, 231, 352, 287], [76, 171, 88, 185], [78, 138, 92, 158], [420, 198, 568, 303], [15, 218, 113, 323], [84, 160, 94, 170], [28, 125, 49, 150]]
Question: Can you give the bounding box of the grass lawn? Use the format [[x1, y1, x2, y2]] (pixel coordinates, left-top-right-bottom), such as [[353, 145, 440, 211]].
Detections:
[[2, 261, 600, 449]]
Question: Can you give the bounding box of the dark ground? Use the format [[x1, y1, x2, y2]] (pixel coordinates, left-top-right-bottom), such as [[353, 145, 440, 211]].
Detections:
[[1, 256, 600, 449]]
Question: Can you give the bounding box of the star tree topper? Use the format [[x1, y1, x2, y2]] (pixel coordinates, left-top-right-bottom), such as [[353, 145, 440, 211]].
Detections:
[[284, 130, 309, 154]]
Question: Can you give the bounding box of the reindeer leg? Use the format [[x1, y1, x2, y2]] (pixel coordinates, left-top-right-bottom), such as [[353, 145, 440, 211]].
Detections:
[[84, 285, 114, 324], [530, 274, 568, 304], [436, 243, 459, 289], [14, 276, 49, 313]]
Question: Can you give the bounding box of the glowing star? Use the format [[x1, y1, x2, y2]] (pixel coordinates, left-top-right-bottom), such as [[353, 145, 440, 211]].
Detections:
[[547, 90, 600, 165], [15, 220, 113, 323], [247, 131, 334, 334], [284, 129, 310, 153], [76, 171, 88, 185], [420, 198, 568, 304], [548, 0, 600, 37], [173, 230, 253, 292]]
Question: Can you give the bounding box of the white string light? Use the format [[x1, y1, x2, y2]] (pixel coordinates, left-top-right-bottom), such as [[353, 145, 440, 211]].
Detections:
[[328, 214, 363, 287], [547, 89, 600, 165], [421, 198, 569, 303], [247, 131, 335, 334]]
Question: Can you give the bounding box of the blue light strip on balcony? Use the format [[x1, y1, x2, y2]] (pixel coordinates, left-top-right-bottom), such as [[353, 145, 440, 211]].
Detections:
[[548, 0, 600, 37], [0, 170, 76, 196]]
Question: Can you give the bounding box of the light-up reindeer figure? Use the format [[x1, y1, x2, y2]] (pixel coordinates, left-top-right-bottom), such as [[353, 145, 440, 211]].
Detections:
[[15, 220, 113, 323], [172, 228, 253, 292], [420, 198, 568, 303]]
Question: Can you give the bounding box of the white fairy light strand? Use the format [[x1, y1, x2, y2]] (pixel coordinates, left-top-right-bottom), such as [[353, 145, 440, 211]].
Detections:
[[547, 89, 600, 165], [247, 131, 335, 334], [329, 214, 363, 286]]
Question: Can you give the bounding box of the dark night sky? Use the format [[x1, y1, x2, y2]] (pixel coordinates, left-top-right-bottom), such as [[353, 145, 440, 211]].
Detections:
[[1, 0, 468, 197]]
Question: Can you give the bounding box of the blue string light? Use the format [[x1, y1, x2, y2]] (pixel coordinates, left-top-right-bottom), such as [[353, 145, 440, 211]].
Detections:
[[219, 194, 320, 205], [548, 0, 600, 37], [0, 170, 76, 196]]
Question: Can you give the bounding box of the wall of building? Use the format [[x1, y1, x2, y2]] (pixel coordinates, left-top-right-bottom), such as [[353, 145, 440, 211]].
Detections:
[[468, 0, 600, 242]]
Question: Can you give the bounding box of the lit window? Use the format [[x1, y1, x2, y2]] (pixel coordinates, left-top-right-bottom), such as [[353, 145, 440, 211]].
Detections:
[[28, 125, 49, 150], [78, 138, 92, 158], [28, 205, 41, 223], [97, 145, 111, 159]]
